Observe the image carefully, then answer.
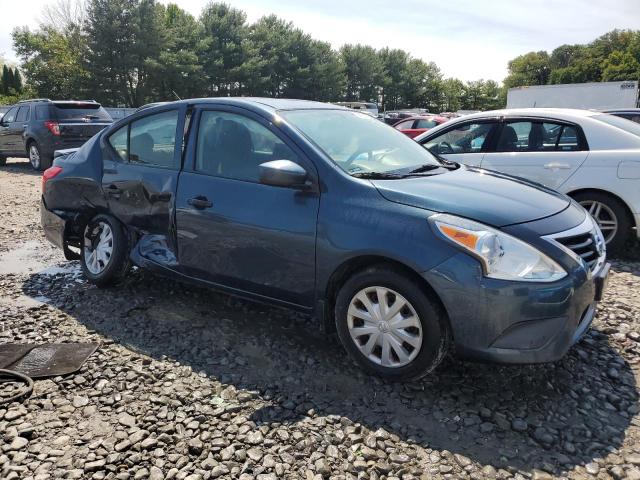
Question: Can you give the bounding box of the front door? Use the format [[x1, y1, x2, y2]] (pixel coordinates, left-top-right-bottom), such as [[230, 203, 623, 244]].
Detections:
[[481, 119, 589, 189], [102, 106, 186, 262], [0, 106, 22, 155], [420, 120, 497, 167], [176, 106, 320, 308]]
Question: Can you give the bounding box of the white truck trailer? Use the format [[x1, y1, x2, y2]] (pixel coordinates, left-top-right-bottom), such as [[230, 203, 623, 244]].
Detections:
[[507, 80, 639, 110]]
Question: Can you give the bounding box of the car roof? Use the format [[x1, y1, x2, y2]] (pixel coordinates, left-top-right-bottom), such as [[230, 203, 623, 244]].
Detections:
[[183, 97, 341, 111], [460, 108, 601, 121]]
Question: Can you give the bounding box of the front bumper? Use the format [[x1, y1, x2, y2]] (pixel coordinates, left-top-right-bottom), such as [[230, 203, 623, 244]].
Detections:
[[423, 252, 610, 364]]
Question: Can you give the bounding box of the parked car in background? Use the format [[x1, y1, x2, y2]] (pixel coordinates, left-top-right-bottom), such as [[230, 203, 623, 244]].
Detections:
[[393, 115, 448, 138], [0, 99, 113, 170], [416, 108, 640, 252], [382, 109, 429, 125], [333, 101, 378, 117], [603, 108, 640, 124], [42, 98, 608, 380]]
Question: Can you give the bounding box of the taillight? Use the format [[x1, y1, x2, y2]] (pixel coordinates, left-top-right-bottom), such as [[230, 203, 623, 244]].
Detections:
[[42, 166, 63, 192], [44, 121, 60, 136]]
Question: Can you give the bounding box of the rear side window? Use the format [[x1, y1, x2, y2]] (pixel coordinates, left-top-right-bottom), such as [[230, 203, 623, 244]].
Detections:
[[130, 110, 179, 167], [16, 106, 30, 122], [108, 125, 128, 161], [415, 119, 438, 129], [496, 120, 583, 152], [52, 103, 112, 121], [35, 105, 50, 120]]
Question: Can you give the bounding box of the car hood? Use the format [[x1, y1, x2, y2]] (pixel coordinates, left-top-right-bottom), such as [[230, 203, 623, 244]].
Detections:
[[371, 166, 570, 227]]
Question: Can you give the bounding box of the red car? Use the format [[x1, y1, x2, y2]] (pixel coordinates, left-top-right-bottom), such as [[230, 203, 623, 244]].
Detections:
[[393, 115, 448, 138]]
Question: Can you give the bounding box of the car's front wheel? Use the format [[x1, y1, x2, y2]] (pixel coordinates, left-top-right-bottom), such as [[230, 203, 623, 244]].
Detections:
[[80, 214, 130, 287], [573, 192, 632, 255], [335, 266, 449, 381]]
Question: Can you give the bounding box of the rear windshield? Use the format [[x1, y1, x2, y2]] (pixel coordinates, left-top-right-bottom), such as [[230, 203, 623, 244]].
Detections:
[[593, 114, 640, 137], [52, 103, 112, 121]]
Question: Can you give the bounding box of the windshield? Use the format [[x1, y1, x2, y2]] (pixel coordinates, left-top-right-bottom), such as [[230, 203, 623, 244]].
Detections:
[[280, 109, 441, 174], [593, 114, 640, 137]]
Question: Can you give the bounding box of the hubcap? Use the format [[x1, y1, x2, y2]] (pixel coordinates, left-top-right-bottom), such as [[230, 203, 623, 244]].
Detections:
[[83, 222, 114, 275], [347, 286, 423, 368], [29, 145, 40, 169], [579, 200, 618, 244]]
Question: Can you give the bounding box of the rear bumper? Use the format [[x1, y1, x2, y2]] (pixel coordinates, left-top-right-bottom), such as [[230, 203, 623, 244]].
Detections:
[[41, 197, 66, 249], [423, 252, 609, 364]]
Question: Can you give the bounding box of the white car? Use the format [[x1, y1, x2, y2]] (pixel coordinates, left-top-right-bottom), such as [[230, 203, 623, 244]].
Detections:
[[415, 108, 640, 252]]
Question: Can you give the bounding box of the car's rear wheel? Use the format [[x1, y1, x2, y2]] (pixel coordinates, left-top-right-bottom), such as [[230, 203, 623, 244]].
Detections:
[[335, 266, 449, 381], [80, 214, 130, 287], [0, 155, 6, 166], [27, 141, 51, 171], [573, 192, 631, 255]]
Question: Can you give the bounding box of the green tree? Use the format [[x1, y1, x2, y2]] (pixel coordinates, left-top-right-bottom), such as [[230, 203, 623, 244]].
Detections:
[[340, 44, 382, 102], [85, 0, 165, 106], [1, 65, 9, 95], [504, 51, 550, 88], [601, 51, 640, 81], [13, 26, 87, 98]]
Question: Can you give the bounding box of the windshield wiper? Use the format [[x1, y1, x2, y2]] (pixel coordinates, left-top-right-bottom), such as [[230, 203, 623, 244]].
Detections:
[[407, 164, 446, 174], [351, 171, 405, 179]]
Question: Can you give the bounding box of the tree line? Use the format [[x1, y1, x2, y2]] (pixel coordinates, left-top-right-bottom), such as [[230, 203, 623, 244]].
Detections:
[[10, 0, 504, 111], [0, 65, 24, 98], [504, 29, 640, 88]]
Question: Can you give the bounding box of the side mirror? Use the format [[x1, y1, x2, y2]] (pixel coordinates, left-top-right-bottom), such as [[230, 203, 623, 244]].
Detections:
[[259, 160, 308, 188]]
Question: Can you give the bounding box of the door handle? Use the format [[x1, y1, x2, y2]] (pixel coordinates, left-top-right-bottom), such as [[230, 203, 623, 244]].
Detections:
[[22, 124, 28, 129], [106, 184, 122, 195], [188, 196, 213, 209], [149, 191, 172, 202], [544, 162, 571, 169]]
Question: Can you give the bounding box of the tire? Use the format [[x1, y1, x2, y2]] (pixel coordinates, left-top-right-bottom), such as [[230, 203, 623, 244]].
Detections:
[[0, 155, 6, 166], [27, 141, 51, 171], [80, 214, 130, 287], [573, 191, 632, 256], [334, 266, 449, 381]]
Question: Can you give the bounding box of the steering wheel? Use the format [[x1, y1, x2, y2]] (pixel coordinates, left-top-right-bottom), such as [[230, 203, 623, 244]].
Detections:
[[438, 141, 454, 154]]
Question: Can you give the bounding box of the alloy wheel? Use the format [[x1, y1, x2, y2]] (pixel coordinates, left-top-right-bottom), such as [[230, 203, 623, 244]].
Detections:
[[347, 286, 423, 368], [83, 222, 114, 275], [29, 144, 40, 170], [580, 200, 618, 244]]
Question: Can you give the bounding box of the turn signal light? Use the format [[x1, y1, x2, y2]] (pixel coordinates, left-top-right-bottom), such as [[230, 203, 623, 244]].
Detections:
[[42, 166, 63, 192]]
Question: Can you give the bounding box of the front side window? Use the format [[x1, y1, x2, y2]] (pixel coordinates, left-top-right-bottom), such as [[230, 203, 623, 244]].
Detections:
[[129, 110, 179, 167], [281, 109, 441, 175], [2, 107, 18, 123], [496, 121, 532, 152], [425, 122, 494, 155], [196, 110, 297, 182], [15, 106, 30, 122]]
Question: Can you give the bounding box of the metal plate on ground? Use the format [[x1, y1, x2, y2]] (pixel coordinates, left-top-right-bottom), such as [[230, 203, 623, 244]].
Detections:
[[0, 343, 98, 378]]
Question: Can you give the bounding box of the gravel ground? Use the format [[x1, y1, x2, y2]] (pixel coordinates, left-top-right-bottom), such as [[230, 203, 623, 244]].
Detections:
[[1, 157, 640, 480]]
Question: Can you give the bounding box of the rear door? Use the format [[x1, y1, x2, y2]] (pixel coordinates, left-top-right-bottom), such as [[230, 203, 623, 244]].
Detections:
[[102, 105, 187, 257], [175, 105, 320, 307], [480, 118, 589, 188], [419, 119, 498, 167]]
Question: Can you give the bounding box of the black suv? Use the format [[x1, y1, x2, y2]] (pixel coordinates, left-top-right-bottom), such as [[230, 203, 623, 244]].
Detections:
[[0, 99, 113, 170]]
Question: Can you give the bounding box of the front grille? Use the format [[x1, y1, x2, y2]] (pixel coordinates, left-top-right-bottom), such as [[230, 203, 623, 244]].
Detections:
[[555, 231, 600, 271]]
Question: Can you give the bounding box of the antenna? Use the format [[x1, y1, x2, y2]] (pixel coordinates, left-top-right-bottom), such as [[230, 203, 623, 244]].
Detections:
[[171, 90, 182, 101]]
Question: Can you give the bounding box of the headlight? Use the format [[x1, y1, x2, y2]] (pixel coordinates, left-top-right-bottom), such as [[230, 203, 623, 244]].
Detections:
[[430, 214, 567, 282]]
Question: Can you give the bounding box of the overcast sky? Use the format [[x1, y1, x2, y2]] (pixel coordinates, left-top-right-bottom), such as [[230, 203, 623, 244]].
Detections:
[[1, 0, 640, 81]]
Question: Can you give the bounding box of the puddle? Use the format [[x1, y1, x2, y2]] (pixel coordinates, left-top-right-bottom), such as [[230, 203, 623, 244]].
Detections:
[[0, 241, 69, 276], [0, 294, 50, 309]]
